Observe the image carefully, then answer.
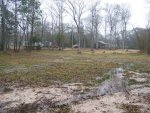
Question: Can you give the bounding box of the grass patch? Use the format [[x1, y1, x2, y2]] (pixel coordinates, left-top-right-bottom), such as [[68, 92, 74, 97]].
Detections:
[[0, 62, 118, 87], [127, 79, 147, 85], [95, 73, 110, 84], [0, 49, 150, 87], [130, 64, 150, 73]]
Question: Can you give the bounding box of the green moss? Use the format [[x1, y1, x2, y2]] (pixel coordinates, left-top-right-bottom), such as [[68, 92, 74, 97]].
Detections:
[[95, 73, 110, 84]]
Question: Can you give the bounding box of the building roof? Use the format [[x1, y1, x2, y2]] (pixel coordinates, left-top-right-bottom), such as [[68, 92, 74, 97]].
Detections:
[[98, 41, 108, 45]]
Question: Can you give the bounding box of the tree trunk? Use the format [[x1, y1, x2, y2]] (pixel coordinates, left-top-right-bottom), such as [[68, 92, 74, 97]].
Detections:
[[30, 2, 35, 51], [14, 0, 18, 52], [18, 29, 26, 51], [104, 17, 107, 44], [95, 23, 98, 49], [71, 26, 74, 48], [109, 27, 113, 49], [1, 0, 6, 52], [91, 16, 94, 52], [77, 27, 81, 54], [146, 30, 150, 54]]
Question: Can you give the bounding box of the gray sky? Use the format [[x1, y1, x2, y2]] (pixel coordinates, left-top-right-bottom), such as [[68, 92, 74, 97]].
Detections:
[[40, 0, 149, 29], [101, 0, 149, 28]]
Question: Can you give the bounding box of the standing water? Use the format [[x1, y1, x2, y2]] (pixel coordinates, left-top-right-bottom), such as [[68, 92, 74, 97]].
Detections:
[[57, 67, 129, 105], [97, 67, 128, 95]]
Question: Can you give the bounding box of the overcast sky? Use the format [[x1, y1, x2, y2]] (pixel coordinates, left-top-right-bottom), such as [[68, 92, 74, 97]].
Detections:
[[40, 0, 150, 29], [102, 0, 149, 28]]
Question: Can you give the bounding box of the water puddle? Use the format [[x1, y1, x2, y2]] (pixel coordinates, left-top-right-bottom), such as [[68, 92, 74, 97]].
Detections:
[[57, 66, 130, 106], [96, 67, 127, 96], [96, 63, 134, 96]]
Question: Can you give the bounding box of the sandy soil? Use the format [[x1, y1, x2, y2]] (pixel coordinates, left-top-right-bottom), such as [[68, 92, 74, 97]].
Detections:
[[72, 87, 150, 113], [0, 83, 85, 112], [71, 70, 150, 113], [0, 71, 150, 113]]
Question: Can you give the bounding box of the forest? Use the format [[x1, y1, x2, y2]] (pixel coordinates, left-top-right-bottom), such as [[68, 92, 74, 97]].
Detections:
[[0, 0, 150, 53]]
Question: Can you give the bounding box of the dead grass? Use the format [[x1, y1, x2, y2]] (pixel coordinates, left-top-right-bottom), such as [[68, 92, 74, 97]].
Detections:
[[121, 104, 141, 113], [0, 49, 150, 87], [3, 87, 13, 93], [5, 98, 71, 113], [143, 94, 150, 104]]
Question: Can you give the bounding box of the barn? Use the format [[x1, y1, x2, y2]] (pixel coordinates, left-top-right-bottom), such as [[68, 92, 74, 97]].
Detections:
[[97, 41, 109, 49]]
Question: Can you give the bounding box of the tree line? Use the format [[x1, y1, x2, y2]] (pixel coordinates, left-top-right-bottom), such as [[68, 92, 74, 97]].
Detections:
[[0, 0, 150, 54]]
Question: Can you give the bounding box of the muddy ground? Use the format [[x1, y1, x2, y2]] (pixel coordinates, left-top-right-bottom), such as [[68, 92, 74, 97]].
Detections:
[[0, 69, 150, 113]]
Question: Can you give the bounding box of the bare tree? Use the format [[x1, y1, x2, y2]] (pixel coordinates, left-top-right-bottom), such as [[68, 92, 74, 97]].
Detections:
[[65, 0, 86, 54], [48, 0, 66, 50], [14, 0, 18, 52], [40, 12, 47, 39], [56, 0, 65, 50], [47, 5, 57, 50], [18, 0, 30, 51], [89, 0, 102, 51], [145, 4, 150, 54], [105, 4, 121, 49], [94, 8, 102, 49], [120, 4, 131, 50]]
